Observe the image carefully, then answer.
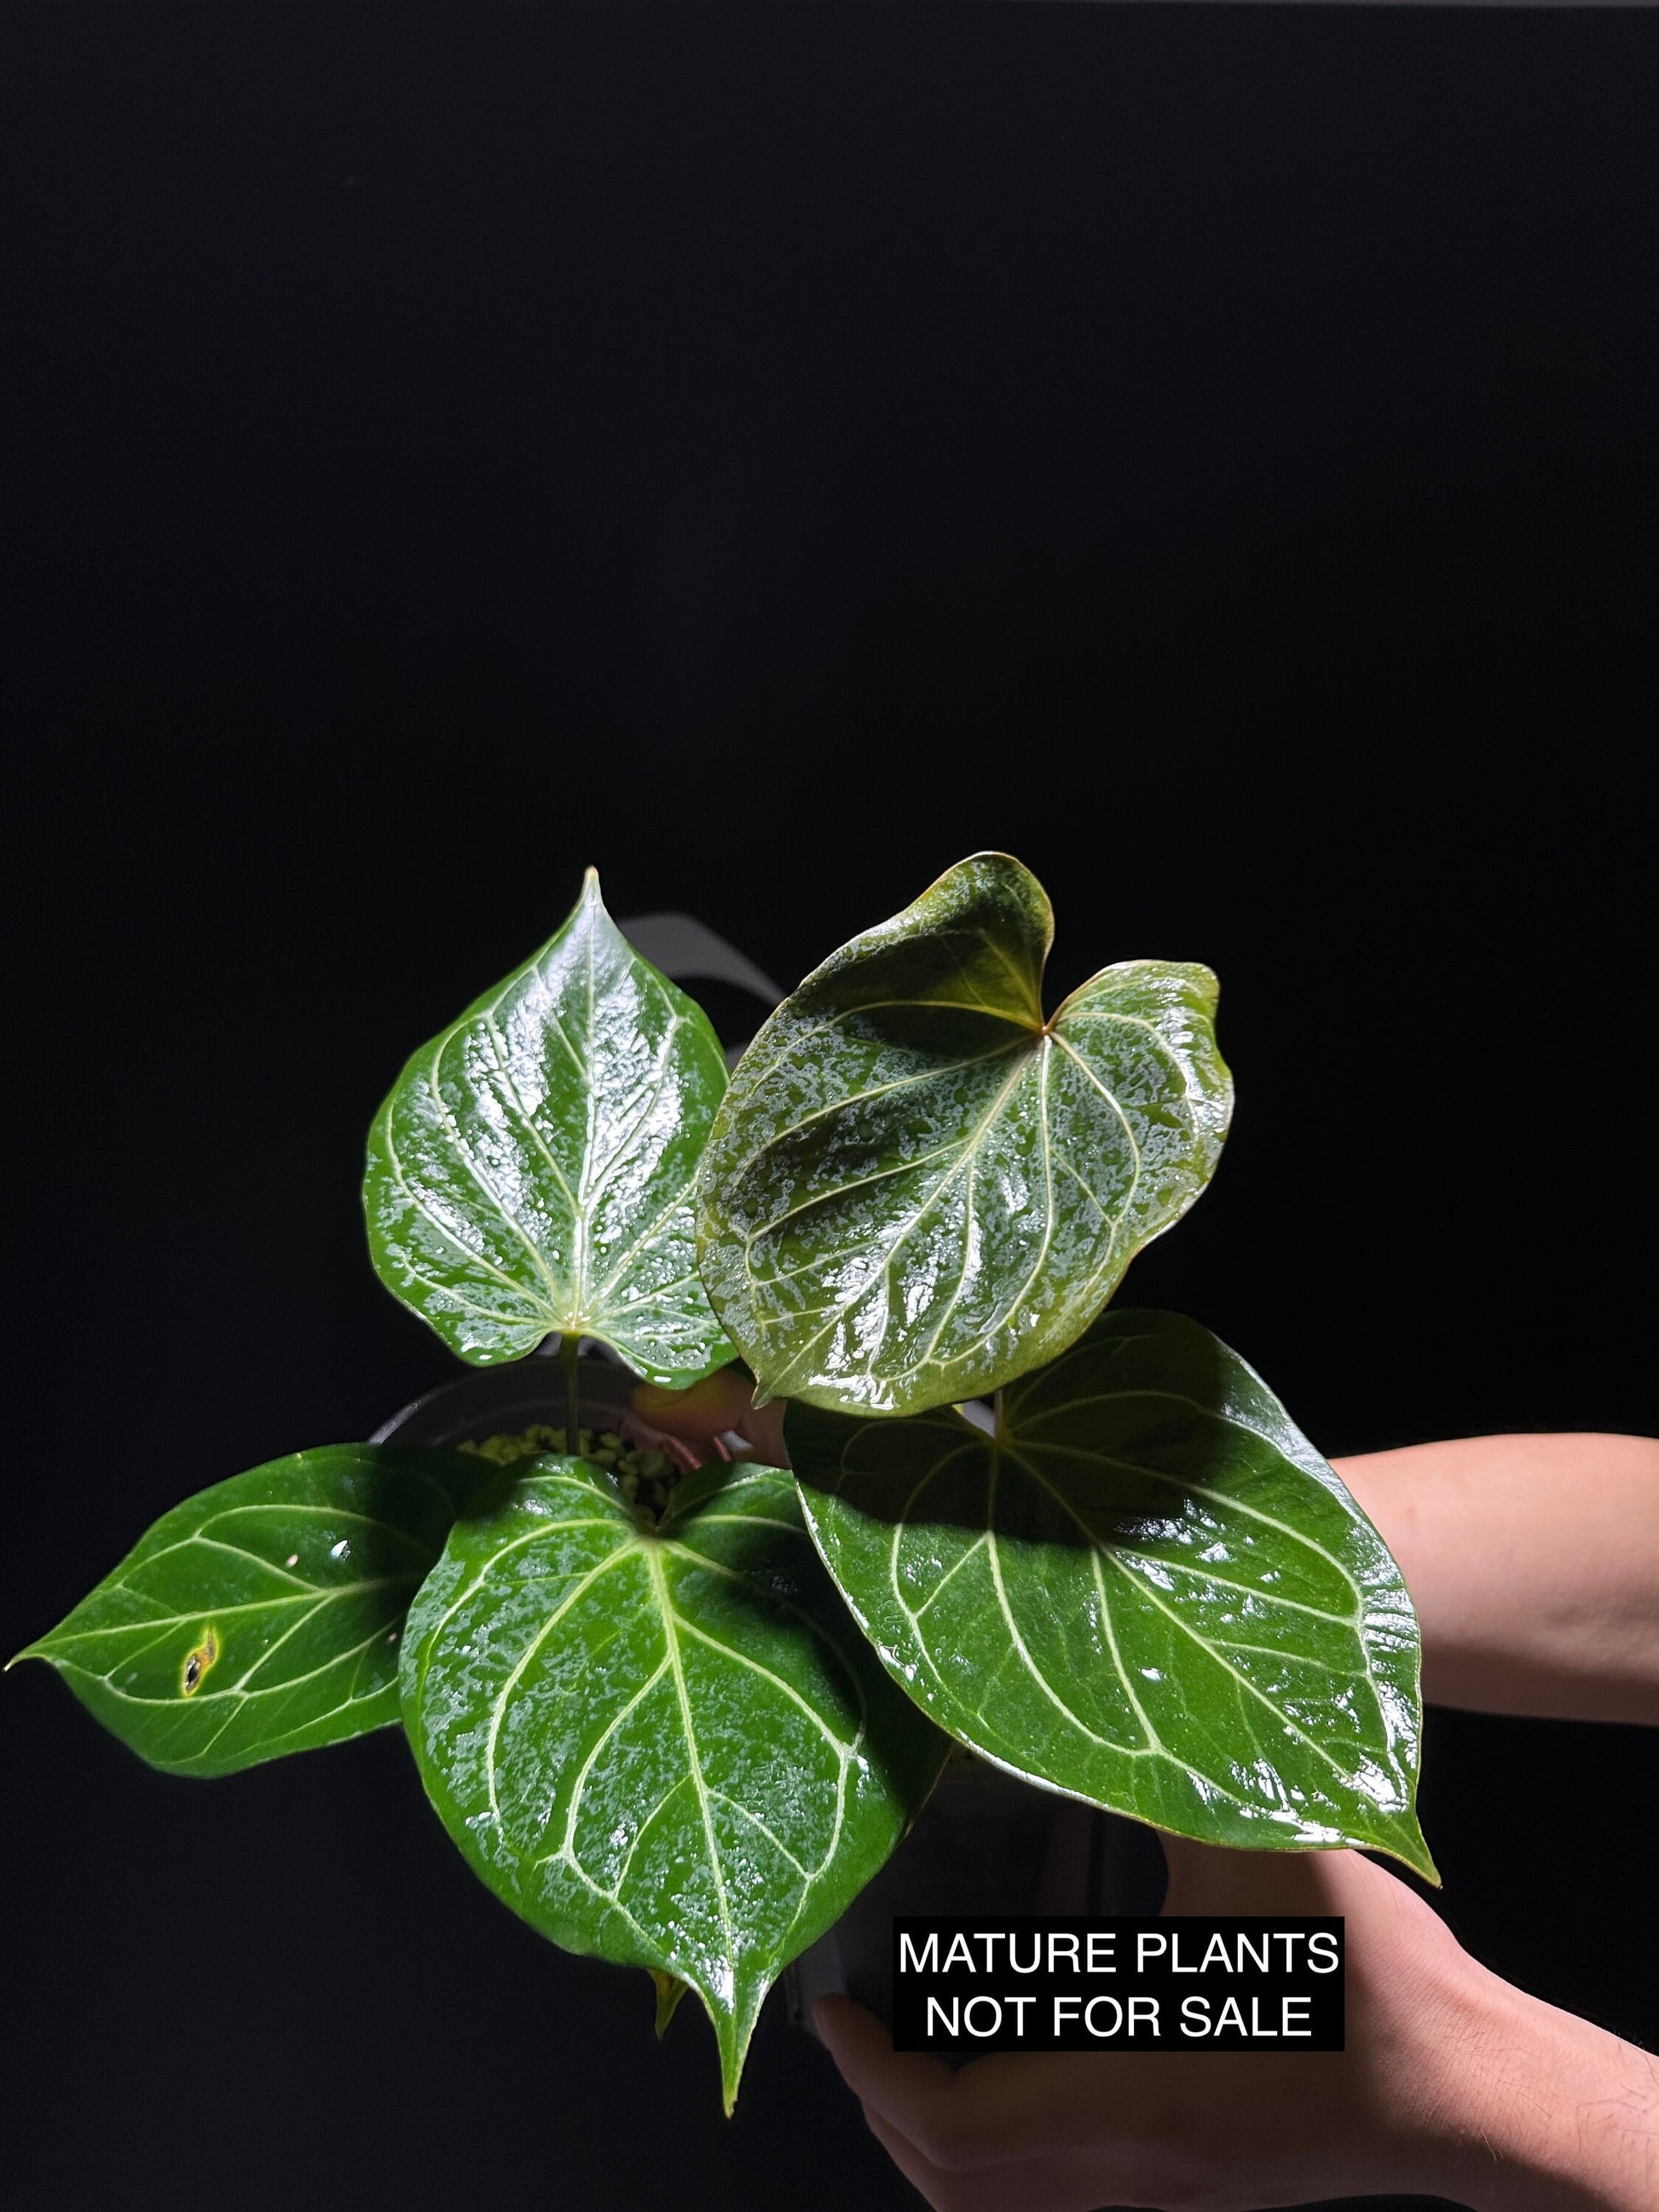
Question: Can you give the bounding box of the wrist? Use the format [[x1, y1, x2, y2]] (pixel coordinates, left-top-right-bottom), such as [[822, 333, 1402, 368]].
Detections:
[[1428, 1972, 1657, 2210]]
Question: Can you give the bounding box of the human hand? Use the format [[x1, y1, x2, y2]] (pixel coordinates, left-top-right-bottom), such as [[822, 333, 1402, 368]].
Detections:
[[815, 1835, 1656, 2211], [625, 1365, 789, 1470]]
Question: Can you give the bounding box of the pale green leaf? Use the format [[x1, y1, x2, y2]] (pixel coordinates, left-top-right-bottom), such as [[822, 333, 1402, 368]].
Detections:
[[365, 869, 734, 1385], [695, 852, 1231, 1413]]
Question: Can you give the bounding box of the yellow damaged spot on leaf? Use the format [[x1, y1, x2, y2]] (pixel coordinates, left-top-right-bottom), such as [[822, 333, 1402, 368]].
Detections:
[[181, 1625, 219, 1696]]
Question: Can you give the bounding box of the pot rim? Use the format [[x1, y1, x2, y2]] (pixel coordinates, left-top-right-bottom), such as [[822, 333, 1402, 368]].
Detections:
[[370, 1351, 639, 1448]]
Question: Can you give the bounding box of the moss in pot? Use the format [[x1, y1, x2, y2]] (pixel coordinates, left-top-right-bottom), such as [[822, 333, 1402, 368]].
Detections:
[[13, 857, 1435, 2112]]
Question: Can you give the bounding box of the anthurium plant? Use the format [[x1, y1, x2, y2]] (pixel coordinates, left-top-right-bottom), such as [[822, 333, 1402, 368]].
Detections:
[[14, 854, 1433, 2110]]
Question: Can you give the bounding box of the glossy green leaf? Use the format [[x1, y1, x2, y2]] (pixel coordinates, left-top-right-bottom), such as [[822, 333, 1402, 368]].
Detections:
[[12, 1446, 477, 1776], [788, 1310, 1435, 1879], [695, 852, 1231, 1414], [401, 1455, 947, 2109], [365, 869, 735, 1385]]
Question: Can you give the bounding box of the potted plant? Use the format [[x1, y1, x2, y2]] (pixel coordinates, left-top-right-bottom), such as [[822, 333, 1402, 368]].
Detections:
[[13, 854, 1433, 2113]]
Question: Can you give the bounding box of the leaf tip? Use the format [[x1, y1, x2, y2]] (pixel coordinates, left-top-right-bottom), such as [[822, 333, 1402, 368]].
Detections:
[[705, 1990, 760, 2116], [1377, 1812, 1440, 1888], [1405, 1835, 1442, 1889], [650, 1969, 686, 2041], [719, 2064, 743, 2119]]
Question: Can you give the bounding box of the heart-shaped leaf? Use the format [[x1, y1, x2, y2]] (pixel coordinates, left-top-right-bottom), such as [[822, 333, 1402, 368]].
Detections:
[[12, 1446, 477, 1776], [787, 1310, 1434, 1879], [695, 853, 1231, 1413], [401, 1454, 947, 2109], [365, 870, 734, 1385]]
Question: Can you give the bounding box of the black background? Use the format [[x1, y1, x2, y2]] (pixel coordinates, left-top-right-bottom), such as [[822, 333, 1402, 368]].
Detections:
[[4, 8, 1655, 2209]]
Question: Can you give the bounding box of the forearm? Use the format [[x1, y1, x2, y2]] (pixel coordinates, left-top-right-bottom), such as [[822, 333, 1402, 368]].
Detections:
[[1439, 1973, 1659, 2212], [1330, 1434, 1659, 1723]]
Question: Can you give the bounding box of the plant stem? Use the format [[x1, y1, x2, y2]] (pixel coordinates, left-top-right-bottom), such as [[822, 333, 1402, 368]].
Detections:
[[561, 1331, 582, 1453]]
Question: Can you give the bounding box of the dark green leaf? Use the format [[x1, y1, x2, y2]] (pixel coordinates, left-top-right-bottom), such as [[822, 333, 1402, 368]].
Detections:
[[696, 852, 1230, 1413], [12, 1447, 477, 1776], [401, 1455, 947, 2109], [365, 869, 734, 1385], [788, 1311, 1434, 1879]]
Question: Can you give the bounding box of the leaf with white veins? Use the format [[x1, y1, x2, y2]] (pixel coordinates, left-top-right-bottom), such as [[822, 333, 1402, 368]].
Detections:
[[788, 1310, 1435, 1879], [13, 1446, 478, 1775], [365, 869, 734, 1384], [695, 852, 1231, 1413], [400, 1454, 947, 2109]]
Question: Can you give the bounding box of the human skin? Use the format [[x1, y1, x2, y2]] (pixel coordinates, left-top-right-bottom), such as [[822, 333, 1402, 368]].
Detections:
[[629, 1398, 1659, 2202], [633, 1412, 1659, 1724], [810, 1432, 1659, 2210], [628, 1370, 789, 1464], [637, 1401, 1659, 1724], [814, 1838, 1659, 2212], [1331, 1433, 1659, 1724], [673, 1418, 1659, 1719]]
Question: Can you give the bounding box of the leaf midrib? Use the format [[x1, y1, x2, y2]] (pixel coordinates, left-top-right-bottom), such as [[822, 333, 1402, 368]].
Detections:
[[373, 888, 727, 1364], [36, 1572, 423, 1652], [820, 1406, 1397, 1824], [996, 1436, 1389, 1800], [734, 1012, 1200, 1401], [754, 1047, 1037, 1396], [645, 1542, 737, 1986]]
